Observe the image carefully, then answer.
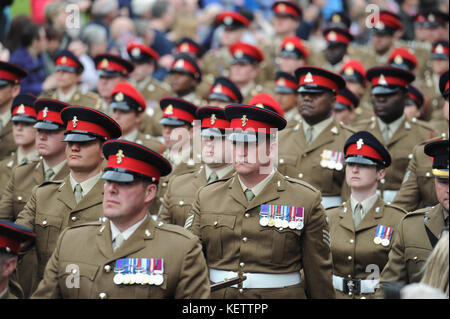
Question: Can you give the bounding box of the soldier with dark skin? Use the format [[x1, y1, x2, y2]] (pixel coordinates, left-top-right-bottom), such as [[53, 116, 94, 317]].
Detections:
[[189, 104, 335, 299], [32, 140, 210, 299], [326, 131, 406, 299]]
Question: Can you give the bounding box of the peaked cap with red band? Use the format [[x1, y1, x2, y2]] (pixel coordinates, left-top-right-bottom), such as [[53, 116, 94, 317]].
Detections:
[[366, 66, 415, 95], [94, 54, 134, 78], [208, 76, 243, 103], [34, 99, 69, 131], [159, 97, 198, 126], [61, 106, 122, 142], [230, 42, 264, 65], [55, 50, 84, 73], [272, 1, 302, 19], [340, 59, 366, 85], [216, 11, 250, 30], [110, 82, 146, 113], [323, 27, 353, 45], [431, 41, 449, 59], [0, 219, 35, 255], [170, 54, 202, 81], [126, 42, 159, 63], [296, 66, 346, 94], [334, 87, 359, 111], [225, 104, 286, 142], [196, 106, 229, 137], [370, 10, 403, 34], [344, 130, 391, 167], [11, 94, 37, 123], [424, 139, 449, 179], [408, 85, 424, 107], [280, 36, 309, 60], [327, 11, 352, 29], [275, 71, 298, 94], [388, 47, 418, 71], [439, 70, 449, 98], [102, 139, 171, 183], [176, 38, 203, 58], [0, 61, 28, 87], [249, 93, 284, 117]]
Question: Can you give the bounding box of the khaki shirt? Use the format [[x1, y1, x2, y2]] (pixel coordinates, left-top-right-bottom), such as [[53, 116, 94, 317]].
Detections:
[[32, 216, 210, 299], [189, 170, 335, 299], [326, 196, 406, 299]]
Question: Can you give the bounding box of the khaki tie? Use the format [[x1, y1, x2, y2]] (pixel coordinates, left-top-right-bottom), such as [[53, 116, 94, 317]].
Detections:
[[113, 233, 125, 252], [382, 125, 390, 142], [353, 203, 364, 228], [244, 189, 255, 202], [207, 171, 218, 183], [74, 184, 83, 204], [305, 126, 314, 146], [44, 168, 55, 181]]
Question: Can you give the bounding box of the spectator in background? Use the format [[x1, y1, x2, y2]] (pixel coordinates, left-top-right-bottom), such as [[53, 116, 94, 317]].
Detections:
[[3, 15, 32, 54], [44, 1, 71, 51], [9, 23, 55, 96]]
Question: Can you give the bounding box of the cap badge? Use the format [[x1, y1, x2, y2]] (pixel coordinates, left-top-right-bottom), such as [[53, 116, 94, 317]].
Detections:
[[394, 55, 403, 64], [180, 43, 189, 52], [344, 67, 354, 75], [277, 78, 286, 86], [235, 50, 244, 59], [175, 59, 185, 69], [116, 150, 125, 164], [428, 14, 435, 22], [285, 42, 295, 51], [277, 3, 286, 12], [17, 104, 25, 114], [304, 72, 314, 83], [164, 104, 174, 115], [72, 116, 78, 128], [328, 31, 337, 41], [131, 47, 141, 57], [210, 114, 216, 125], [115, 92, 124, 102], [378, 74, 388, 85], [43, 107, 48, 118], [241, 115, 248, 127], [101, 58, 109, 68], [332, 14, 341, 22], [375, 22, 385, 30], [61, 56, 67, 64], [213, 84, 222, 93], [435, 44, 444, 54], [224, 16, 233, 25], [255, 103, 264, 109], [357, 138, 364, 150]]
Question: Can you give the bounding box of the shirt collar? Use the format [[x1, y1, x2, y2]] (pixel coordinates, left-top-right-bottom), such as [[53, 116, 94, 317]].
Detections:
[[302, 116, 334, 140], [110, 214, 148, 242], [57, 86, 77, 103], [17, 149, 39, 165], [122, 129, 139, 142], [43, 159, 67, 179], [350, 193, 379, 216], [69, 170, 102, 197], [205, 164, 234, 181], [238, 168, 276, 198], [377, 114, 406, 136]]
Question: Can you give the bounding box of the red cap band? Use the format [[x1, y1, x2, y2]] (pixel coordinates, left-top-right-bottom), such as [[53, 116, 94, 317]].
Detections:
[[209, 84, 239, 101], [298, 74, 339, 92], [346, 143, 383, 161], [276, 78, 297, 90], [66, 119, 111, 139], [56, 56, 79, 69], [107, 155, 161, 181], [230, 118, 276, 132], [325, 31, 351, 44], [336, 95, 353, 107], [201, 117, 229, 130], [97, 60, 129, 74], [274, 3, 299, 16], [37, 110, 63, 125], [162, 106, 195, 123], [177, 43, 200, 54], [0, 70, 21, 83], [370, 75, 409, 87], [172, 59, 198, 76], [12, 105, 37, 118], [0, 234, 21, 254]]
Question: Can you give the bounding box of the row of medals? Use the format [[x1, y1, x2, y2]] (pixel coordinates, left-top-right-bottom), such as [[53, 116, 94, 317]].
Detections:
[[113, 271, 164, 286], [374, 235, 390, 247], [320, 151, 344, 171], [260, 216, 303, 230]]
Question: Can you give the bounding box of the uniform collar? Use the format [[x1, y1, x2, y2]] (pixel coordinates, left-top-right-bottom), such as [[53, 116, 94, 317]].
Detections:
[[238, 168, 276, 198], [110, 214, 148, 242], [57, 86, 78, 103], [377, 114, 406, 139], [122, 128, 139, 142], [43, 159, 67, 179], [350, 193, 379, 217], [205, 164, 234, 181], [302, 115, 334, 143], [69, 170, 103, 196], [17, 148, 39, 165]]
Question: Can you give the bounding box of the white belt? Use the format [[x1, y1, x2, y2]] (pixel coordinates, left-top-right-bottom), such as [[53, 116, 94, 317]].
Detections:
[[321, 196, 342, 209], [209, 268, 301, 289], [333, 275, 378, 294], [376, 189, 398, 203]]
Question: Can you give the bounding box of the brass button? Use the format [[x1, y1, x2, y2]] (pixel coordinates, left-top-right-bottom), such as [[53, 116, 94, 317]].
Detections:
[[298, 173, 303, 179], [244, 213, 250, 218], [71, 216, 77, 222], [104, 265, 111, 273], [349, 239, 354, 244], [17, 196, 23, 201], [242, 237, 248, 243], [279, 158, 285, 164], [239, 288, 244, 294], [213, 221, 218, 226], [99, 292, 107, 299], [42, 220, 47, 226], [347, 256, 352, 261], [239, 262, 245, 268]]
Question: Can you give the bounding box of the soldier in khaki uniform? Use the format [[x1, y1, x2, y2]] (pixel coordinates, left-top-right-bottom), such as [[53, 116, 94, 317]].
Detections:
[[159, 106, 234, 227], [352, 67, 434, 203], [326, 131, 406, 299], [333, 87, 360, 126], [0, 95, 39, 199], [393, 71, 449, 212], [189, 104, 335, 299], [376, 139, 449, 296], [32, 139, 210, 299], [109, 82, 164, 153], [0, 61, 28, 162], [39, 50, 101, 110], [273, 72, 301, 127], [0, 220, 35, 299], [15, 106, 122, 288], [149, 98, 201, 217], [278, 66, 354, 208], [126, 42, 171, 137], [277, 36, 309, 76], [0, 99, 70, 298]]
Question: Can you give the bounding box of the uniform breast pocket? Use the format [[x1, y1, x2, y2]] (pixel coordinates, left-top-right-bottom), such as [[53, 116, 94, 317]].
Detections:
[[168, 201, 193, 226], [200, 213, 236, 262], [405, 247, 430, 281], [258, 227, 301, 265], [134, 274, 168, 299], [58, 262, 99, 299], [35, 214, 64, 258], [278, 154, 299, 177]]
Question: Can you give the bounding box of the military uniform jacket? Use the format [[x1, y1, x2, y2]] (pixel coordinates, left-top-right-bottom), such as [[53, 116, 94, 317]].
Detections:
[[158, 165, 234, 227], [39, 88, 101, 109], [134, 131, 165, 154], [140, 108, 163, 137], [278, 117, 354, 198], [0, 159, 70, 221], [392, 134, 448, 212], [0, 120, 16, 162], [377, 204, 447, 296], [0, 152, 18, 200], [202, 46, 233, 79], [15, 175, 105, 279], [32, 216, 210, 299], [326, 197, 406, 299], [352, 116, 433, 196], [189, 171, 335, 299]]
